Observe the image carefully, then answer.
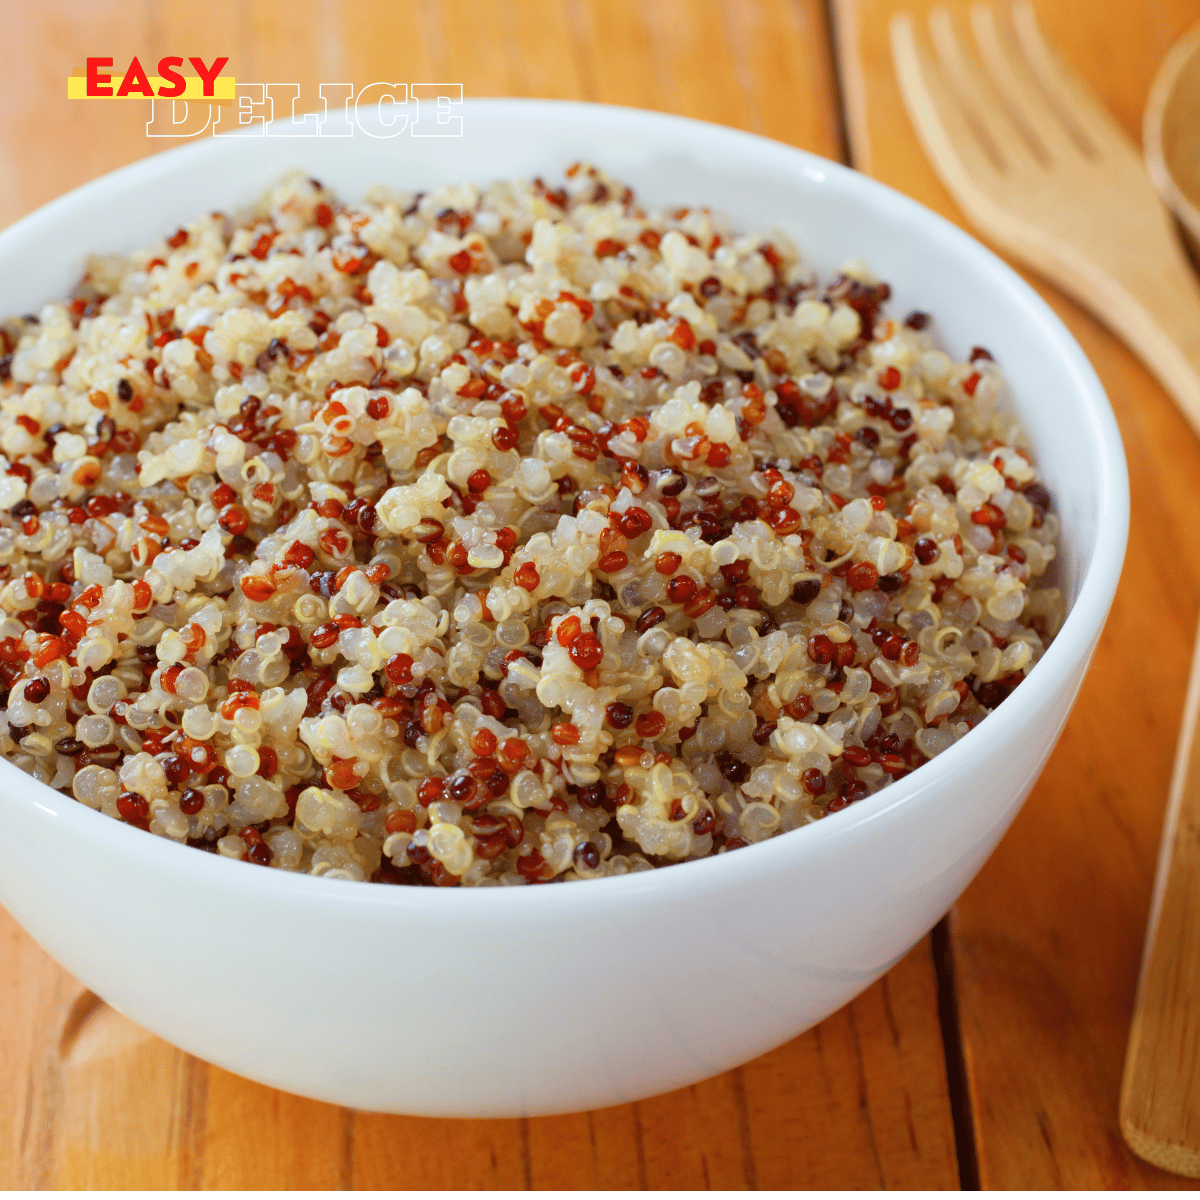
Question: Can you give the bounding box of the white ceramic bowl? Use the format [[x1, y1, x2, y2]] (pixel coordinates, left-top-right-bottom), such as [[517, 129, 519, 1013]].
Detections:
[[0, 100, 1127, 1117]]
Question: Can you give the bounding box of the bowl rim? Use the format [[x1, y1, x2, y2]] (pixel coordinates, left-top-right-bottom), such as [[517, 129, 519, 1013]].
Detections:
[[0, 97, 1130, 911]]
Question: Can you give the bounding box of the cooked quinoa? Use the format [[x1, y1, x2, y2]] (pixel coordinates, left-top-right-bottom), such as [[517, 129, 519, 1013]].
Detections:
[[0, 165, 1063, 885]]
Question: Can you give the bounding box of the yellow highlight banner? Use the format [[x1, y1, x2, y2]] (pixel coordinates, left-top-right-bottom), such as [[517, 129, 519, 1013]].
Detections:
[[67, 75, 236, 100]]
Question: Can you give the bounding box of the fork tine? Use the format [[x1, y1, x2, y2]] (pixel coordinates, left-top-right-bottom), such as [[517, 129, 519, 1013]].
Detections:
[[925, 6, 1041, 173], [890, 12, 1007, 196], [968, 4, 1084, 165], [1010, 0, 1139, 162]]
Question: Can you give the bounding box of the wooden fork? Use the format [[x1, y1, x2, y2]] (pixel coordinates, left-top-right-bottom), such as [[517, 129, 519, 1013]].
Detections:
[[890, 1, 1200, 433], [892, 3, 1200, 1177]]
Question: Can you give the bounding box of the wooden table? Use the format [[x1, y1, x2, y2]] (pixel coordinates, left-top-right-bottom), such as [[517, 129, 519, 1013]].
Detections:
[[2, 0, 1199, 1187]]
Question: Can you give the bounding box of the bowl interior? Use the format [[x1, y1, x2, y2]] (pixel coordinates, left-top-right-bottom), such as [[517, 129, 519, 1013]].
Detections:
[[0, 99, 1127, 872]]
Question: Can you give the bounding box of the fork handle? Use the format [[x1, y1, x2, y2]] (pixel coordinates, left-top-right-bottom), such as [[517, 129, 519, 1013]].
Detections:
[[1120, 606, 1200, 1176], [1056, 216, 1200, 436]]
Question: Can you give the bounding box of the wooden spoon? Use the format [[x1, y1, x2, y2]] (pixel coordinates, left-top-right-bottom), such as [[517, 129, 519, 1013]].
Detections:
[[1121, 611, 1200, 1176], [1144, 19, 1200, 262]]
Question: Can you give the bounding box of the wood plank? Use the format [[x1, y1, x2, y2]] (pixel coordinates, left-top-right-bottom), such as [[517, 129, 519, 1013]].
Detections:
[[834, 0, 1200, 1186], [565, 0, 665, 112], [720, 0, 845, 152], [196, 1070, 349, 1190], [49, 1007, 204, 1190], [0, 1, 160, 228], [1121, 606, 1200, 1176], [0, 913, 953, 1190], [740, 935, 958, 1189], [0, 0, 962, 1189], [0, 911, 94, 1189]]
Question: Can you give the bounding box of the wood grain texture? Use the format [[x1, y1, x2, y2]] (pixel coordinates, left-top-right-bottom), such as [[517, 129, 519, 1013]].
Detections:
[[1122, 608, 1200, 1176], [0, 906, 956, 1189], [835, 0, 1200, 1186], [0, 0, 961, 1189], [0, 907, 960, 1190]]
